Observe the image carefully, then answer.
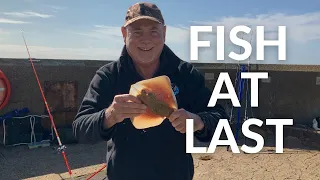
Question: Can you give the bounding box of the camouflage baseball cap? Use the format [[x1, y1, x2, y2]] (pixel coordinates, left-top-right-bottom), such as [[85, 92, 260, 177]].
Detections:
[[124, 2, 165, 27]]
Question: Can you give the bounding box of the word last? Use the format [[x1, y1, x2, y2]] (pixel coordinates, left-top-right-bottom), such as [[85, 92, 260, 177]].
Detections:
[[186, 118, 293, 154]]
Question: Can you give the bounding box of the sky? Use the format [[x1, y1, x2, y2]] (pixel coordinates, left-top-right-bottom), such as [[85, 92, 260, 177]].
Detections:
[[0, 0, 319, 65]]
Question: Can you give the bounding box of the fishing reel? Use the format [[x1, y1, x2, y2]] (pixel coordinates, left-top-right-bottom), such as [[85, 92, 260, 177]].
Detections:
[[52, 145, 67, 154]]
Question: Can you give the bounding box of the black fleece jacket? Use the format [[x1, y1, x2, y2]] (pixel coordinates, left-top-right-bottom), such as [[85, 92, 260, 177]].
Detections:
[[72, 45, 228, 180]]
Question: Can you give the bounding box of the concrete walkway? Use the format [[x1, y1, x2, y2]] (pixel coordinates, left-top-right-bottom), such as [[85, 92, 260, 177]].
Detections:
[[1, 126, 319, 180], [0, 141, 108, 180]]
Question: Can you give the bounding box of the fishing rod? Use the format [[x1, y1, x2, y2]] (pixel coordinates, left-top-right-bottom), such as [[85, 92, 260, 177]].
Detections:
[[21, 31, 74, 180], [86, 164, 107, 180]]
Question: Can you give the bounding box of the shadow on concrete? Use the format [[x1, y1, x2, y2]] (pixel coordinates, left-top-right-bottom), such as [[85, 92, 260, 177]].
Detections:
[[0, 141, 107, 180]]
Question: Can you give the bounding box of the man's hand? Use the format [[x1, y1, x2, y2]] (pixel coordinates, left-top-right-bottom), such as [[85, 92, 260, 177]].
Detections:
[[103, 94, 147, 129], [168, 108, 204, 133]]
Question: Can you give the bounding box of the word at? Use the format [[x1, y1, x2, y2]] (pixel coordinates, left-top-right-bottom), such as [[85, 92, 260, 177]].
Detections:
[[207, 72, 268, 107]]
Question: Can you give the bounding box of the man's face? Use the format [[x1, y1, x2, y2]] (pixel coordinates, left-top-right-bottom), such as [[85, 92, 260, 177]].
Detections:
[[121, 19, 166, 65]]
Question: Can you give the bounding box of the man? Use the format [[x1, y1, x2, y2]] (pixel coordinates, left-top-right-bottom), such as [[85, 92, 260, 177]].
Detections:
[[73, 2, 228, 180]]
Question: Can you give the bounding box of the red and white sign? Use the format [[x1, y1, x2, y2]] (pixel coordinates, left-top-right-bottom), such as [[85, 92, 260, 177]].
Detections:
[[0, 70, 11, 110]]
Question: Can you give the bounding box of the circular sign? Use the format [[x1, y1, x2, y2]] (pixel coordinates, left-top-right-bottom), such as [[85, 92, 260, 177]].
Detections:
[[0, 70, 11, 110]]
